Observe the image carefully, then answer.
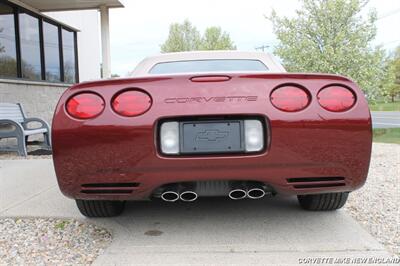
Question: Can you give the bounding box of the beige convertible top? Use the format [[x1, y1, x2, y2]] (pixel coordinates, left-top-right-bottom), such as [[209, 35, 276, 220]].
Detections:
[[130, 50, 286, 76]]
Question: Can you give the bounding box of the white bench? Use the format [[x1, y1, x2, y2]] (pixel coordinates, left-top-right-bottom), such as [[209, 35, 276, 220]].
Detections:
[[0, 103, 51, 156]]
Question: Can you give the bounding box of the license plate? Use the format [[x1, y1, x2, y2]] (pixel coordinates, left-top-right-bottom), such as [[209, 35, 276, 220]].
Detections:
[[180, 120, 244, 154]]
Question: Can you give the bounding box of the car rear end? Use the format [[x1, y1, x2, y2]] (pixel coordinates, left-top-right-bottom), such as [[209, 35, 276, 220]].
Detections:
[[52, 72, 372, 216]]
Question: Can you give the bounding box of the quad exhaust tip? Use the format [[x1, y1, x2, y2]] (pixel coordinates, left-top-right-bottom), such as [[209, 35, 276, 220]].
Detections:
[[180, 191, 198, 202], [247, 188, 266, 199], [228, 189, 247, 200], [161, 191, 180, 202], [160, 182, 269, 201]]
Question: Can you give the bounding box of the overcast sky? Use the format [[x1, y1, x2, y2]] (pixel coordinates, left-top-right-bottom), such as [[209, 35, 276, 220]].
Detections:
[[109, 0, 400, 76]]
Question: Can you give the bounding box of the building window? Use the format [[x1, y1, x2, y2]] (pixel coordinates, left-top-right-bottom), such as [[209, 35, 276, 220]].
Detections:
[[0, 1, 78, 83], [19, 12, 41, 80], [43, 22, 60, 82], [62, 29, 75, 83], [0, 2, 17, 78]]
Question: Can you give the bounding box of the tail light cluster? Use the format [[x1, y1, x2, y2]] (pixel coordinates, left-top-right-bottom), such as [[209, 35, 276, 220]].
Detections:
[[317, 85, 356, 112], [112, 90, 152, 117], [66, 93, 105, 119], [270, 85, 310, 112], [66, 89, 152, 119], [270, 84, 356, 112], [65, 83, 356, 119]]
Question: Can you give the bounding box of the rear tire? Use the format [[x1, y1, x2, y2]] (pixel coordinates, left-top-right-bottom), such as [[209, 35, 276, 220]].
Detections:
[[297, 192, 349, 211], [76, 199, 125, 217]]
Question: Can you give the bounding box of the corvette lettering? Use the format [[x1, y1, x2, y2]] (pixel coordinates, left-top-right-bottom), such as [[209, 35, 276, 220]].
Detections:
[[164, 96, 258, 103]]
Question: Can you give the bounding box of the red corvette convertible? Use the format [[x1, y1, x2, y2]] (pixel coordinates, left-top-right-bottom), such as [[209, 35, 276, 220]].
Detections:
[[52, 51, 372, 217]]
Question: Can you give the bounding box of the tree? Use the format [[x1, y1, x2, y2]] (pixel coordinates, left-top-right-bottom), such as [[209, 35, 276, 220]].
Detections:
[[200, 27, 236, 50], [161, 19, 201, 53], [268, 0, 386, 100], [0, 28, 5, 53], [161, 20, 236, 53], [382, 47, 400, 102], [0, 55, 17, 77]]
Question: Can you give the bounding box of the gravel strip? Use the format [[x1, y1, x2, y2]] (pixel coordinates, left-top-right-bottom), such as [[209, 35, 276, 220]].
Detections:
[[0, 218, 112, 265], [0, 145, 52, 160], [0, 154, 52, 160], [345, 143, 400, 256]]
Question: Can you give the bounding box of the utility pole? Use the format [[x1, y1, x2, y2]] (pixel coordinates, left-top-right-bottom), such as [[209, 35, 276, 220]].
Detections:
[[255, 45, 269, 52]]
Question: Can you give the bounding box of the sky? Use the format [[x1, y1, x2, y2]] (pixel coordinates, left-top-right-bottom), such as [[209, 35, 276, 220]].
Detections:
[[108, 0, 400, 76]]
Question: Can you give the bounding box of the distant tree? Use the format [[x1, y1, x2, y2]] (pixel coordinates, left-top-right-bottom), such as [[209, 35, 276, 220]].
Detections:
[[268, 0, 386, 100], [200, 27, 236, 50], [161, 19, 201, 53], [382, 47, 400, 102], [0, 28, 5, 53], [111, 73, 120, 78], [0, 56, 17, 77], [161, 20, 236, 53]]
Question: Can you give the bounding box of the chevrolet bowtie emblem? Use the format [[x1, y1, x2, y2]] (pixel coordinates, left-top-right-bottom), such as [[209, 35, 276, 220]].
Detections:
[[196, 130, 229, 141]]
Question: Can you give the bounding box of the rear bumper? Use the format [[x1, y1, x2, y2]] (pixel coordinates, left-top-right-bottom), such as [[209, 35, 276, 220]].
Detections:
[[52, 114, 372, 201]]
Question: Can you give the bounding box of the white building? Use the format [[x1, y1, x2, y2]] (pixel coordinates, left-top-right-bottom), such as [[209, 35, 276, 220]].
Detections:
[[0, 0, 123, 123]]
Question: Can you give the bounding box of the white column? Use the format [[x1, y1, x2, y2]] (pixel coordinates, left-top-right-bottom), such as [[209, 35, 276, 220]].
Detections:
[[100, 5, 111, 78]]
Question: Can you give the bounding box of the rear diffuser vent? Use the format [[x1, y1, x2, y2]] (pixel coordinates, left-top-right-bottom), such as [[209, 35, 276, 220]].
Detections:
[[287, 177, 345, 189], [80, 182, 139, 194]]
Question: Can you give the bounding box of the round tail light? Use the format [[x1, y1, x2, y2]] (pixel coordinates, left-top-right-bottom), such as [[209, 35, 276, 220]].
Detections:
[[112, 90, 152, 117], [270, 85, 310, 112], [317, 85, 356, 112], [66, 92, 105, 119]]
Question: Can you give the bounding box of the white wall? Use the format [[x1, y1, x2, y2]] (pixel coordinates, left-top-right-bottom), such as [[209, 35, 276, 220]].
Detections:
[[45, 10, 101, 82], [0, 80, 68, 124]]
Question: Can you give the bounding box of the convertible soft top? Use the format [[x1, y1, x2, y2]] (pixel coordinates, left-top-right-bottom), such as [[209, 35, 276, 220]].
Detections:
[[130, 50, 287, 76]]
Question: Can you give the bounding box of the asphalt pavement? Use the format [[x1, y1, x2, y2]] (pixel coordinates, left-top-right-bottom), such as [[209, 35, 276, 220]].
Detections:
[[0, 159, 394, 265], [371, 111, 400, 128]]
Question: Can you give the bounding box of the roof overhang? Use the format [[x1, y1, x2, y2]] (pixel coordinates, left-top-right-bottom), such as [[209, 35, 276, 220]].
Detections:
[[8, 0, 124, 12]]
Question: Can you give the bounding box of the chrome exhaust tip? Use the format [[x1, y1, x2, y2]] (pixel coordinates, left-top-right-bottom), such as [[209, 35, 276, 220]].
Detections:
[[180, 191, 198, 202], [228, 189, 247, 200], [161, 191, 180, 202], [247, 188, 266, 199]]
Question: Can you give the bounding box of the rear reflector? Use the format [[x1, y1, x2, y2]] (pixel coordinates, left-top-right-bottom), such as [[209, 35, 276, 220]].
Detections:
[[317, 85, 356, 112], [112, 90, 152, 117], [270, 85, 310, 112], [66, 93, 105, 119]]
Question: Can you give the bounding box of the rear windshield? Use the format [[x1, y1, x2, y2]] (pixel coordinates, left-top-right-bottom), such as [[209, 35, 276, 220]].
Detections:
[[149, 59, 268, 74]]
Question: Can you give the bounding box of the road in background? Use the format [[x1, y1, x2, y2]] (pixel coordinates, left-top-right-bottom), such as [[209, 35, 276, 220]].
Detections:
[[371, 111, 400, 128]]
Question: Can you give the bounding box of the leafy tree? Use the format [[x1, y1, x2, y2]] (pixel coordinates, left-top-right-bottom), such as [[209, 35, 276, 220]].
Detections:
[[200, 27, 236, 50], [382, 47, 400, 102], [268, 0, 386, 100], [0, 28, 5, 53], [161, 20, 236, 53], [161, 19, 201, 52], [0, 56, 17, 77]]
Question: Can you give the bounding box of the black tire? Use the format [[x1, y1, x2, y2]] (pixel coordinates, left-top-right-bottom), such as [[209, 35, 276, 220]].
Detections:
[[76, 199, 125, 217], [297, 192, 349, 211]]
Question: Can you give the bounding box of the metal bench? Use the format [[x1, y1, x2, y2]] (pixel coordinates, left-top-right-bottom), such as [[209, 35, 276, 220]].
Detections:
[[0, 103, 51, 156]]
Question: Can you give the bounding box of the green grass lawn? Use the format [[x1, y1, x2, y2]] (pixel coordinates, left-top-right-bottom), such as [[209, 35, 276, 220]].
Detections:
[[373, 128, 400, 144], [369, 101, 400, 111]]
